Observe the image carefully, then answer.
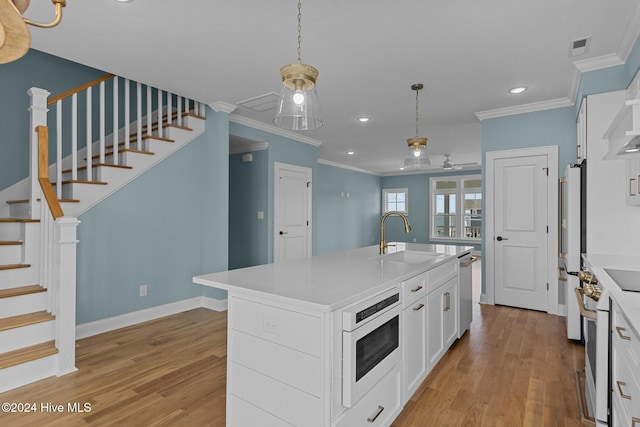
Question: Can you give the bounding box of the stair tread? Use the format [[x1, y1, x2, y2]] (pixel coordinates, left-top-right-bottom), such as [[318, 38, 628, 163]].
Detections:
[[0, 310, 55, 332], [6, 199, 28, 204], [0, 241, 23, 245], [0, 218, 39, 223], [142, 135, 175, 143], [0, 341, 57, 369], [183, 112, 205, 120], [0, 285, 45, 299], [163, 124, 193, 131], [89, 148, 155, 161], [0, 264, 30, 271], [61, 163, 133, 174], [8, 199, 80, 204], [52, 179, 108, 186]]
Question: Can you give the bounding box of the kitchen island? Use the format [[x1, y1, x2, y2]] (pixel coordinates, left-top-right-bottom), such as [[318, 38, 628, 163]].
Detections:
[[194, 243, 472, 427]]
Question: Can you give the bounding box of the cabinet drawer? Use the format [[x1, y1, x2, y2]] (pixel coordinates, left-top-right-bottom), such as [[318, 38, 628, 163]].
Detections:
[[333, 366, 402, 427], [426, 259, 457, 293], [612, 341, 640, 422], [612, 301, 640, 381], [231, 362, 322, 427], [401, 271, 427, 308], [230, 296, 322, 356]]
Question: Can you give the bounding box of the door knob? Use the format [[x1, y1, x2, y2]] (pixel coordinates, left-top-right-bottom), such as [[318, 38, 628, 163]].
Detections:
[[279, 231, 288, 235], [496, 236, 508, 241]]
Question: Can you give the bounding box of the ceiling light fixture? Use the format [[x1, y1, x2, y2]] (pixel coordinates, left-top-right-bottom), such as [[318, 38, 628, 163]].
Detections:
[[273, 0, 322, 131], [346, 150, 355, 155], [509, 86, 527, 94], [403, 83, 430, 169], [358, 117, 370, 123], [0, 0, 67, 64]]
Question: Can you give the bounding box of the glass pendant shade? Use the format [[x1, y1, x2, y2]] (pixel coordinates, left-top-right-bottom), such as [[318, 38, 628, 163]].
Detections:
[[403, 137, 430, 169], [274, 63, 323, 130]]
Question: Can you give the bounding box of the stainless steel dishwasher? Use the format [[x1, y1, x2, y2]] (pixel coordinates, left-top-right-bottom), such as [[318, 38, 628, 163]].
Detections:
[[458, 253, 477, 337]]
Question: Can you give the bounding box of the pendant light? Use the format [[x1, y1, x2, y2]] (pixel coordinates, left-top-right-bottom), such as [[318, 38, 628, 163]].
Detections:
[[403, 84, 430, 169], [273, 0, 323, 131], [0, 0, 67, 64]]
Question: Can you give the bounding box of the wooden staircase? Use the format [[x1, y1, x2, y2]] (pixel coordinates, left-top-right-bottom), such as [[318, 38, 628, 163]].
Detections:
[[0, 74, 206, 393]]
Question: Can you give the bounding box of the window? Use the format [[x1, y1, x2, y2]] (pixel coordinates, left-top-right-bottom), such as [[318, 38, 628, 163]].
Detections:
[[382, 188, 408, 214], [431, 175, 481, 241]]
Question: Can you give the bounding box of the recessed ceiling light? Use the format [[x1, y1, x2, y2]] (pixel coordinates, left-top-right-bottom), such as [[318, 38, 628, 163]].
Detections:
[[358, 117, 370, 123], [115, 0, 133, 3], [399, 166, 405, 170], [346, 150, 355, 155], [509, 87, 527, 94]]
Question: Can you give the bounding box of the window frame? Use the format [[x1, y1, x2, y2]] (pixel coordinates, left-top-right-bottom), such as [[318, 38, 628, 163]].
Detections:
[[430, 175, 481, 242], [382, 188, 408, 214]]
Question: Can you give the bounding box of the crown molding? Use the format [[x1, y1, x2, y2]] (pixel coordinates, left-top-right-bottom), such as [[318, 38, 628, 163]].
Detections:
[[573, 53, 625, 73], [317, 158, 380, 176], [475, 97, 574, 121], [209, 101, 237, 113], [229, 114, 323, 147]]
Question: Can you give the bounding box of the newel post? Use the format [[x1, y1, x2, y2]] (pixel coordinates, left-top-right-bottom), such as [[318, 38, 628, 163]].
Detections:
[[55, 216, 80, 375], [28, 88, 51, 220]]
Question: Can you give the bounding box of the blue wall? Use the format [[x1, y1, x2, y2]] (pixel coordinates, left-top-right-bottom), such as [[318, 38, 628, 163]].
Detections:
[[76, 108, 229, 323], [315, 163, 381, 255], [229, 149, 269, 269], [381, 170, 482, 251], [0, 49, 105, 191]]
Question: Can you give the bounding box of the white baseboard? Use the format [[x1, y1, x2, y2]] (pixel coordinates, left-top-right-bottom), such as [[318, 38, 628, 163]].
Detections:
[[558, 303, 567, 317], [479, 293, 489, 304], [76, 296, 228, 339]]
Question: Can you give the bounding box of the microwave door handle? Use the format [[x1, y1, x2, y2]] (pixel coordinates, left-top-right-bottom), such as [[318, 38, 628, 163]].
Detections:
[[574, 288, 597, 320]]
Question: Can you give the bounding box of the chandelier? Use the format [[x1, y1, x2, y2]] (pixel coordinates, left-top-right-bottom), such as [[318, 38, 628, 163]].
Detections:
[[273, 0, 323, 131], [0, 0, 67, 64]]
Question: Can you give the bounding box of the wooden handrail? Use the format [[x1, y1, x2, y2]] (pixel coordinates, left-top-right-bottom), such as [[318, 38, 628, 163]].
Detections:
[[36, 126, 64, 219], [47, 73, 115, 105]]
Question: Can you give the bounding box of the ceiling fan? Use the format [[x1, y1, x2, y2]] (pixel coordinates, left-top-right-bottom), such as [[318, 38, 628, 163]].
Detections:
[[442, 154, 478, 170], [0, 0, 66, 64]]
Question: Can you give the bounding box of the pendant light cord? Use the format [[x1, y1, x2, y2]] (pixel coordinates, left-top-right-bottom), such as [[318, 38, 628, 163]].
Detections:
[[297, 0, 302, 64], [415, 88, 419, 137]]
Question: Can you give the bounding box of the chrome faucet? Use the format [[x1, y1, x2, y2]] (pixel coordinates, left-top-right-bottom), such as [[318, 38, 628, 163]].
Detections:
[[379, 211, 412, 254]]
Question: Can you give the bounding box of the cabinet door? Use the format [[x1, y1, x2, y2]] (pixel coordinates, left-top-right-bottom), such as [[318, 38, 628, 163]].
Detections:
[[626, 158, 640, 206], [577, 98, 587, 162], [426, 290, 444, 370], [403, 296, 427, 400], [443, 277, 458, 349]]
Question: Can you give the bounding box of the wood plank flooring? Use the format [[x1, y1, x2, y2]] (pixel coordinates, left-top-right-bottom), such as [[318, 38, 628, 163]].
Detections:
[[0, 304, 584, 426]]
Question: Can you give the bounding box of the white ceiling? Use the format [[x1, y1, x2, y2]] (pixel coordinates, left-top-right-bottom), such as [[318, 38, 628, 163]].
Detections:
[[24, 0, 640, 175]]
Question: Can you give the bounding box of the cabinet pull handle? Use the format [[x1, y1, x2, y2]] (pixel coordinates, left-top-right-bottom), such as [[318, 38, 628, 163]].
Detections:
[[631, 178, 637, 196], [411, 285, 423, 293], [617, 381, 632, 400], [413, 303, 425, 311], [574, 288, 597, 320], [459, 256, 478, 267], [443, 292, 450, 311], [558, 266, 567, 281], [632, 417, 640, 427], [616, 326, 632, 341], [637, 174, 640, 195], [367, 405, 384, 423]]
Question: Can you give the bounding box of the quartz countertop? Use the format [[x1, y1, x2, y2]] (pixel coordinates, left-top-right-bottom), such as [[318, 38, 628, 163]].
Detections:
[[194, 243, 473, 312], [583, 253, 640, 339]]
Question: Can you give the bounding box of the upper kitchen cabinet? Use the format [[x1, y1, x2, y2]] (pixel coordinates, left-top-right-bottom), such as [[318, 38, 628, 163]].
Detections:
[[577, 97, 587, 163], [603, 70, 640, 160]]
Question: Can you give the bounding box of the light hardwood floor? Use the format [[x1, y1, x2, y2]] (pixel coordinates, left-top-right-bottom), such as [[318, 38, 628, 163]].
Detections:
[[0, 303, 584, 426]]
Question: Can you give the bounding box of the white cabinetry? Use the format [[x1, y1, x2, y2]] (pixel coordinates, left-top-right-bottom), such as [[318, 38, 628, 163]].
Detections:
[[401, 272, 428, 399], [610, 299, 640, 427], [626, 158, 640, 205], [577, 98, 587, 162], [427, 276, 458, 370]]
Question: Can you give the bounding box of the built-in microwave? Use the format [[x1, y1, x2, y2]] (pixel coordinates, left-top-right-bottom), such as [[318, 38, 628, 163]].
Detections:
[[342, 288, 401, 407]]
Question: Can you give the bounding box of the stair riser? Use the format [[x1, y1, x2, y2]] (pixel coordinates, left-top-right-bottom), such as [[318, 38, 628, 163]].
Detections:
[[0, 222, 24, 241], [0, 267, 39, 290], [0, 292, 47, 318], [0, 243, 23, 264], [0, 321, 54, 353], [8, 202, 30, 219], [0, 354, 57, 393]]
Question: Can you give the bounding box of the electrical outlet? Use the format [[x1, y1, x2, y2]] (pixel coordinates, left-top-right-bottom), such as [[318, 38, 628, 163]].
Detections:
[[139, 285, 148, 297], [262, 315, 280, 336]]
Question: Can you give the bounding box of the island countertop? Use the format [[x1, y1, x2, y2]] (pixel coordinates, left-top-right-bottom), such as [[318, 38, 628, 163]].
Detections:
[[193, 243, 473, 312]]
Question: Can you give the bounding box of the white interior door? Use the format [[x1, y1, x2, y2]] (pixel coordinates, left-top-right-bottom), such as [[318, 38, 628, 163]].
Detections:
[[274, 162, 312, 263], [493, 154, 549, 311]]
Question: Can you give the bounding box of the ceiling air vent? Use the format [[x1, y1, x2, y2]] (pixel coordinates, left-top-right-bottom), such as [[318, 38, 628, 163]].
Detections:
[[236, 92, 281, 112], [569, 36, 591, 57]]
